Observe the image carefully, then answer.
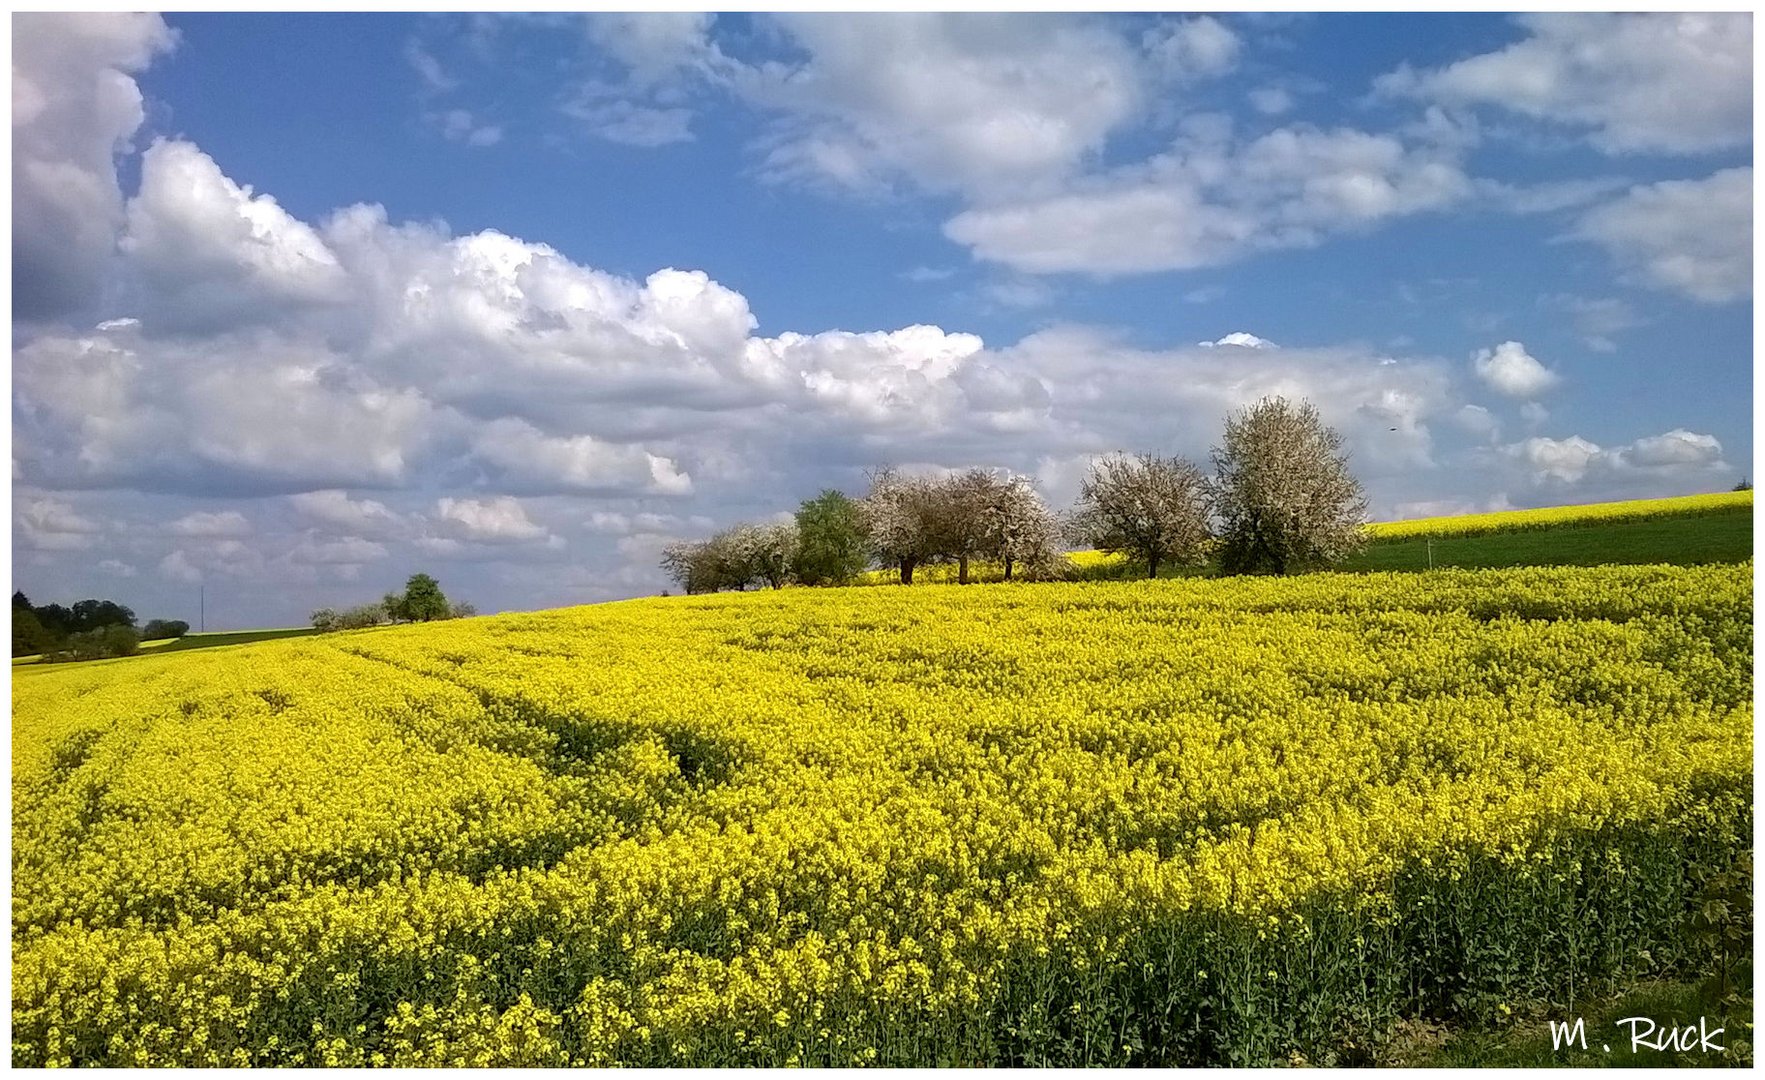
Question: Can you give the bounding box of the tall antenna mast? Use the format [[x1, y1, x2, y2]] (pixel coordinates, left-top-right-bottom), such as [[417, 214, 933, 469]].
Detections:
[[200, 583, 205, 633]]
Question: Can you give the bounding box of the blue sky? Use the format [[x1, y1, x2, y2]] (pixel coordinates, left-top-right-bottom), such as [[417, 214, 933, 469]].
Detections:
[[12, 12, 1754, 628]]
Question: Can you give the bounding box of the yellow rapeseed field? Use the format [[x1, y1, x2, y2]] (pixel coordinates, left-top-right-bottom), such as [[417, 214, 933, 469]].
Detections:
[[11, 563, 1752, 1065], [1365, 489, 1753, 540]]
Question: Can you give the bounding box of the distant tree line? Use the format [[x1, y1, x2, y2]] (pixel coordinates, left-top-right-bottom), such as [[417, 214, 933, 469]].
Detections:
[[661, 396, 1368, 593], [310, 573, 475, 632], [12, 592, 189, 662]]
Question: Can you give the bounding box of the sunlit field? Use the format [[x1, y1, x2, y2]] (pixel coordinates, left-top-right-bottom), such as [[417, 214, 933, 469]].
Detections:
[[13, 562, 1750, 1065]]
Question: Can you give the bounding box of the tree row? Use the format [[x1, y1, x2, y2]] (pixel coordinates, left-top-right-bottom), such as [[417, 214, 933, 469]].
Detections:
[[662, 396, 1370, 594]]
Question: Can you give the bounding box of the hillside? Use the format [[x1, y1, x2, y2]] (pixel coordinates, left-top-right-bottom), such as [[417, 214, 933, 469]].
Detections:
[[13, 561, 1752, 1066]]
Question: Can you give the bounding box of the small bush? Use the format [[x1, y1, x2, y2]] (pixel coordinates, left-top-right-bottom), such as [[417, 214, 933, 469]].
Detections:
[[140, 619, 190, 641]]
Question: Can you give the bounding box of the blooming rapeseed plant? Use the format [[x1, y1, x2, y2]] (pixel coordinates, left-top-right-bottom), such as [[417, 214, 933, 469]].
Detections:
[[10, 562, 1751, 1065]]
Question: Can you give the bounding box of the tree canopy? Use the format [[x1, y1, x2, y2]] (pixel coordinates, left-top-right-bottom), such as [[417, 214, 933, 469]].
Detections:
[[1070, 453, 1212, 579], [1211, 396, 1368, 575]]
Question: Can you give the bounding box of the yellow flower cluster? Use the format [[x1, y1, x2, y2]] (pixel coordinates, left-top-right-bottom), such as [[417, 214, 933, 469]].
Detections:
[[12, 562, 1751, 1066]]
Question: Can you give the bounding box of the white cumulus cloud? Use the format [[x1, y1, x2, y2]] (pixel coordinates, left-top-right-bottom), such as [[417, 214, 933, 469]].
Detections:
[[1504, 429, 1727, 486], [1472, 341, 1560, 399], [13, 13, 175, 321], [1200, 332, 1276, 349], [121, 139, 350, 329]]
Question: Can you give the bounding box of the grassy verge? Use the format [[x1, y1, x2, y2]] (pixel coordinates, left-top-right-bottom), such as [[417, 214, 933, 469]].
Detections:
[[12, 627, 320, 667], [1383, 979, 1753, 1067], [141, 627, 321, 654], [1339, 510, 1753, 572]]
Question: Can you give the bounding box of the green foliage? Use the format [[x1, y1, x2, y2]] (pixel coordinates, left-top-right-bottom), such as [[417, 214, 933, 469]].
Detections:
[[140, 619, 190, 641], [42, 624, 140, 663], [13, 605, 55, 657], [1401, 978, 1752, 1067], [1688, 850, 1752, 1009], [69, 599, 137, 632], [401, 574, 451, 622], [312, 575, 457, 632], [793, 490, 869, 586], [13, 593, 137, 656]]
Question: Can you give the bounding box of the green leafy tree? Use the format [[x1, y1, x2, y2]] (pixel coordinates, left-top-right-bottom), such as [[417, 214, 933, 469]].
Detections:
[[12, 606, 54, 656], [13, 592, 138, 654], [33, 603, 73, 639], [793, 490, 869, 586], [1210, 396, 1368, 575], [69, 599, 135, 633], [401, 573, 451, 622], [140, 619, 189, 640]]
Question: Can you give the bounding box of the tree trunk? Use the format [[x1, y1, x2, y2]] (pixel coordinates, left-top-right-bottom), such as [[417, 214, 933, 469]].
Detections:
[[958, 554, 970, 584], [900, 558, 916, 585], [1003, 556, 1014, 581], [1147, 548, 1160, 580]]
